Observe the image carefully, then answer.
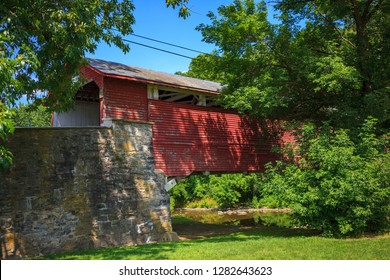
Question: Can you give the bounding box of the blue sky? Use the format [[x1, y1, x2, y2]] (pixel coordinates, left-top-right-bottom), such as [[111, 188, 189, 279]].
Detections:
[[19, 1, 277, 105], [88, 0, 231, 74], [88, 0, 274, 74]]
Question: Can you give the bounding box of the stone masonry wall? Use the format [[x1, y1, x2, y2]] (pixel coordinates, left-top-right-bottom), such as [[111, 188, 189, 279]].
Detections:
[[0, 120, 174, 259]]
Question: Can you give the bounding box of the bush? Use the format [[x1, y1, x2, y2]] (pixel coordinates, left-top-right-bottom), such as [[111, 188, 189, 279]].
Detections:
[[169, 173, 260, 209], [261, 118, 390, 237], [168, 183, 189, 209], [0, 102, 14, 172], [209, 173, 259, 208], [11, 103, 51, 127], [186, 197, 219, 209]]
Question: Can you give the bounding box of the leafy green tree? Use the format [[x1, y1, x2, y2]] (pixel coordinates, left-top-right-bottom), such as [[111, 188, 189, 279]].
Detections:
[[181, 1, 390, 235], [209, 173, 259, 208], [11, 103, 51, 127], [1, 0, 136, 108], [176, 52, 225, 82], [165, 0, 190, 18], [0, 0, 188, 171], [169, 173, 260, 209], [0, 102, 14, 172], [261, 118, 389, 237], [0, 0, 136, 170], [190, 0, 389, 129]]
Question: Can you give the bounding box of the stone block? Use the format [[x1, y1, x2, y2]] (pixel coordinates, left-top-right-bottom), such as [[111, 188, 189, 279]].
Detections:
[[0, 122, 172, 259]]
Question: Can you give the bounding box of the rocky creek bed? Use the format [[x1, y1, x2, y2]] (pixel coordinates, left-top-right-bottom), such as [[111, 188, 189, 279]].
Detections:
[[172, 208, 294, 240]]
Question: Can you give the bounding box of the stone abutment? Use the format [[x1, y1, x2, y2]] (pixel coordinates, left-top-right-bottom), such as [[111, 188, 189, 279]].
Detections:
[[0, 120, 175, 259]]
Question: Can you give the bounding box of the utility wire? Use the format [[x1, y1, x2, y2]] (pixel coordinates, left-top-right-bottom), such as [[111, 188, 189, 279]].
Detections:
[[121, 38, 195, 60], [110, 29, 220, 61], [129, 33, 208, 55], [111, 28, 207, 55]]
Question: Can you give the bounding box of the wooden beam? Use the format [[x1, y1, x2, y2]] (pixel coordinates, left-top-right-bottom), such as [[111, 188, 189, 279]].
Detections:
[[153, 85, 159, 99], [196, 95, 206, 106], [147, 84, 153, 99], [166, 93, 192, 102], [147, 84, 159, 99], [159, 93, 177, 98]]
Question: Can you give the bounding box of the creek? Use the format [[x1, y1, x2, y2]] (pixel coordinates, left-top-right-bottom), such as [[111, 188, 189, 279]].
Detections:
[[173, 208, 294, 228]]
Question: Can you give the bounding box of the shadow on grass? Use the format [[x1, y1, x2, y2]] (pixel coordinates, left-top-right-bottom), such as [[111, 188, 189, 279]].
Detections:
[[43, 242, 192, 260], [42, 218, 320, 260]]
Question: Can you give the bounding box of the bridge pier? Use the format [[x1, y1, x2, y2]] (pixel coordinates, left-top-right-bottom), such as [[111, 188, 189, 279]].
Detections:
[[0, 120, 177, 259]]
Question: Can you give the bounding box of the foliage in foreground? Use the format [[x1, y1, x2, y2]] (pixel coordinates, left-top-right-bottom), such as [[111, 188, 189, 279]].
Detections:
[[174, 1, 390, 238], [0, 102, 14, 172], [0, 0, 190, 172], [11, 103, 52, 127], [189, 0, 389, 131], [261, 118, 390, 237]]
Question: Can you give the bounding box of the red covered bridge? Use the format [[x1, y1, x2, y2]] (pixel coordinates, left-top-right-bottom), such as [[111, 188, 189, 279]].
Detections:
[[53, 58, 292, 178]]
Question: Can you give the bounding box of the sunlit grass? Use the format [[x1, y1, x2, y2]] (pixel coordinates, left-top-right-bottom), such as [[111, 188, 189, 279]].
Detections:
[[41, 216, 390, 260]]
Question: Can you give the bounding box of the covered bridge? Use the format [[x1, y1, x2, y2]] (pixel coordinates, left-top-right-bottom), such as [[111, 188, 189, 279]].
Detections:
[[53, 58, 292, 178]]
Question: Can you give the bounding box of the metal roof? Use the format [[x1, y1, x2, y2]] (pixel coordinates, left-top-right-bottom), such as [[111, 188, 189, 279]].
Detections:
[[87, 58, 222, 94]]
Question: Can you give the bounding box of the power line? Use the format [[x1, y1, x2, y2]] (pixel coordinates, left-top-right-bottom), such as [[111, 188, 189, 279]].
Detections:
[[121, 38, 195, 60], [110, 29, 220, 61], [111, 28, 207, 55], [129, 33, 208, 55]]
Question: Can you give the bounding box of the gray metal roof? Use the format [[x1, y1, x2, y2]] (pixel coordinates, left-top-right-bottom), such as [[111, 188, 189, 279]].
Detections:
[[88, 58, 222, 94]]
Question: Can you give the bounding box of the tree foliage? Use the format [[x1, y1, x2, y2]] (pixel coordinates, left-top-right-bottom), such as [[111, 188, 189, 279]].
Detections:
[[0, 0, 137, 171], [0, 0, 190, 171], [186, 0, 389, 130], [176, 52, 225, 82], [178, 0, 390, 236], [11, 103, 51, 127], [1, 0, 136, 108], [166, 0, 190, 18], [169, 173, 260, 209], [0, 102, 14, 172], [261, 118, 390, 237]]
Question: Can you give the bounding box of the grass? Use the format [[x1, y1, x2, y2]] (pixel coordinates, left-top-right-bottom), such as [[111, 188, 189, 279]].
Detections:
[[41, 216, 390, 260]]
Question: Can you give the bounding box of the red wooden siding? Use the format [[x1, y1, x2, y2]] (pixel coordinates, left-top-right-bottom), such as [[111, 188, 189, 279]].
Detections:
[[81, 66, 104, 89], [81, 67, 293, 177], [149, 100, 288, 177], [103, 78, 148, 121]]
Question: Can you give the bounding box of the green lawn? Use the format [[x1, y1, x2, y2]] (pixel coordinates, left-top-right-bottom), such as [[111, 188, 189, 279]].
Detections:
[[42, 216, 390, 260]]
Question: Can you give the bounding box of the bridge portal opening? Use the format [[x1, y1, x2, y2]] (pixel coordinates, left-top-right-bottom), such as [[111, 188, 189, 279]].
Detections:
[[52, 81, 101, 127]]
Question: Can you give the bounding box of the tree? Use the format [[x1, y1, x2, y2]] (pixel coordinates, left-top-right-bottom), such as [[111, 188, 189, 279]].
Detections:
[[183, 0, 390, 236], [0, 103, 14, 172], [0, 0, 189, 171], [169, 173, 260, 209], [261, 118, 390, 237], [165, 0, 191, 18], [1, 0, 137, 108], [0, 0, 136, 170], [11, 103, 51, 127], [176, 52, 225, 82], [189, 0, 389, 130]]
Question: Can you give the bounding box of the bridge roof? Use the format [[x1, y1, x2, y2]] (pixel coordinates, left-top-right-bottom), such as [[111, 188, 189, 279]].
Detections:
[[87, 58, 222, 94]]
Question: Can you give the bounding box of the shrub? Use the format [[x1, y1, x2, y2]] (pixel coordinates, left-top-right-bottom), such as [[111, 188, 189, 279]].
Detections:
[[168, 183, 189, 209], [186, 197, 219, 209], [209, 173, 258, 208], [169, 173, 260, 209], [0, 102, 14, 172], [262, 118, 390, 237]]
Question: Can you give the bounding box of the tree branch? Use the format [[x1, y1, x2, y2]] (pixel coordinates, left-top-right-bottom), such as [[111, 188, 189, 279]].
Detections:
[[312, 1, 356, 47], [366, 0, 384, 23]]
